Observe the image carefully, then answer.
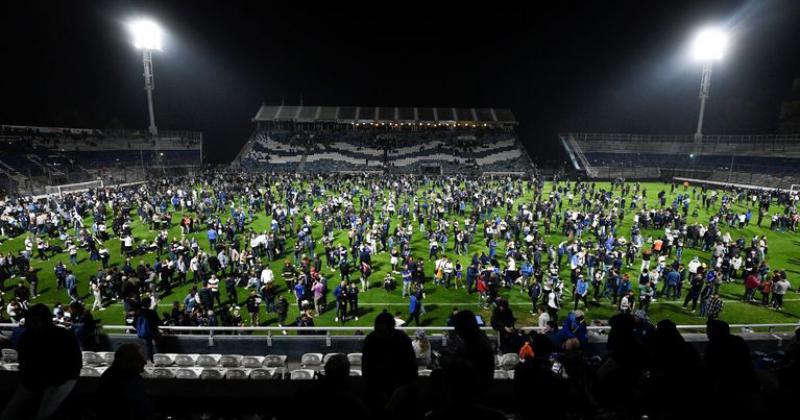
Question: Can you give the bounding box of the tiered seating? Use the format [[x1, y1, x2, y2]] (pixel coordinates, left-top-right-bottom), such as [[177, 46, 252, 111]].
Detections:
[[0, 349, 375, 381], [0, 125, 202, 179], [565, 132, 800, 187], [239, 124, 533, 174]]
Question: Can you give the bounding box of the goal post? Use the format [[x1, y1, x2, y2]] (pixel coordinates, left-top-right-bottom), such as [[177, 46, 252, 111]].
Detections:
[[44, 179, 104, 197]]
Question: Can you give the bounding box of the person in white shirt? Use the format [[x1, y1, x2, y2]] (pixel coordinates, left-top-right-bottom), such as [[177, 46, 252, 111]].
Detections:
[[619, 291, 633, 314], [208, 275, 221, 306], [537, 307, 550, 331], [260, 266, 274, 285], [393, 313, 406, 328], [90, 281, 104, 311]]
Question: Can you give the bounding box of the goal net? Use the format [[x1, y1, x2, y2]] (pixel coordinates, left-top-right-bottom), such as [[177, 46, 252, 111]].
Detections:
[[45, 179, 104, 196]]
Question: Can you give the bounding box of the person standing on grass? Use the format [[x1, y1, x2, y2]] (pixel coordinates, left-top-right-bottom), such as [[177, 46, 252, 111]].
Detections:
[[760, 274, 774, 306], [744, 270, 759, 302], [66, 270, 78, 303], [276, 294, 289, 333], [698, 282, 714, 318], [312, 277, 325, 315], [207, 227, 217, 251], [348, 281, 360, 321], [208, 274, 221, 307], [91, 279, 104, 311], [683, 272, 702, 312], [706, 293, 724, 320], [334, 280, 348, 322], [574, 274, 589, 311], [225, 275, 238, 305], [772, 274, 790, 310], [245, 290, 261, 326], [409, 292, 422, 326]]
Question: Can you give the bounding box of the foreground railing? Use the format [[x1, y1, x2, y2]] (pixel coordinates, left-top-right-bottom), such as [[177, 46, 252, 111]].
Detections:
[[2, 322, 796, 348], [1, 322, 797, 334]]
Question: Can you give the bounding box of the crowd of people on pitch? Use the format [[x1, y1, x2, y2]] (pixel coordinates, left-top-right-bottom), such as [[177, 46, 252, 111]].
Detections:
[[0, 172, 798, 333]]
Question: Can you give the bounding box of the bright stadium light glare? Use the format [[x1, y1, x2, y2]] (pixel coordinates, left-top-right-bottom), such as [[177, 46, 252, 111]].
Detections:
[[691, 27, 727, 61], [130, 19, 163, 50]]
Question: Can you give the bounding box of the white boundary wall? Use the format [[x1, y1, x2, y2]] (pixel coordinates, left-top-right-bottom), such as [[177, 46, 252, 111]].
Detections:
[[673, 176, 794, 193]]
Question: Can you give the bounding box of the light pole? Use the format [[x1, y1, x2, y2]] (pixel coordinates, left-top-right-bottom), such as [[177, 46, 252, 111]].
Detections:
[[691, 28, 728, 143], [130, 19, 163, 137]]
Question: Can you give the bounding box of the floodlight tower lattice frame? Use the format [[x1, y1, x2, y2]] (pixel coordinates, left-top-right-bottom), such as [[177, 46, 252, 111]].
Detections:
[[141, 48, 158, 137], [694, 61, 713, 143]]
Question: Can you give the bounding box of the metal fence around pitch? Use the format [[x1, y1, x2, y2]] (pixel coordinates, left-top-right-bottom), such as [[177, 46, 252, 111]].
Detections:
[[1, 322, 797, 335]]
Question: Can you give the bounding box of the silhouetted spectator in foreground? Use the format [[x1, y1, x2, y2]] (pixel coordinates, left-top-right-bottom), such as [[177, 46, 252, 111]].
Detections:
[[1, 304, 82, 420], [303, 354, 368, 420], [513, 333, 569, 420], [425, 358, 505, 420], [95, 344, 152, 420], [779, 328, 800, 392], [595, 313, 646, 415], [705, 319, 759, 395], [362, 310, 418, 414], [644, 320, 704, 418], [451, 310, 495, 390]]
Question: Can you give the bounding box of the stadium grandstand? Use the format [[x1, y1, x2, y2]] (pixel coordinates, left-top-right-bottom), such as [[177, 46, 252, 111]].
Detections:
[[236, 104, 533, 174], [0, 125, 203, 195], [561, 132, 800, 189]]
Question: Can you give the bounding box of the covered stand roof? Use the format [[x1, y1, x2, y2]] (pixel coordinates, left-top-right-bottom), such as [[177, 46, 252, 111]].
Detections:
[[253, 105, 517, 125]]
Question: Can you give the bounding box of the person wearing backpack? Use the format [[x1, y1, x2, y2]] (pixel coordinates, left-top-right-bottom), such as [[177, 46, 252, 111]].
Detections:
[[135, 297, 161, 361]]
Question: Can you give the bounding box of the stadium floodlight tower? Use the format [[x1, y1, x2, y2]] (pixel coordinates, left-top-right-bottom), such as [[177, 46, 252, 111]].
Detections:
[[129, 19, 163, 137], [691, 27, 728, 143]]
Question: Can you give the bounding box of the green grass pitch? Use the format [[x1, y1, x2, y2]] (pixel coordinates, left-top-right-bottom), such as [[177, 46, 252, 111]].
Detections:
[[2, 179, 799, 331]]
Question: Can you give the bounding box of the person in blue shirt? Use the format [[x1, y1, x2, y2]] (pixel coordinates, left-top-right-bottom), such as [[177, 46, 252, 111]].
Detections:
[[663, 268, 681, 300], [207, 228, 217, 251], [333, 281, 348, 322], [65, 271, 78, 302], [574, 275, 589, 310], [465, 263, 478, 294], [409, 293, 422, 326], [293, 280, 305, 310], [520, 262, 533, 291]]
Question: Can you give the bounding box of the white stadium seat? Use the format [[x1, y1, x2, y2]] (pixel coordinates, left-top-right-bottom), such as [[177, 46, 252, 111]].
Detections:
[[225, 368, 250, 379], [242, 356, 265, 369], [175, 368, 199, 379], [249, 368, 276, 380], [219, 355, 243, 368], [300, 353, 323, 368], [153, 353, 176, 367], [263, 354, 287, 368], [498, 353, 520, 370], [323, 353, 344, 365], [97, 351, 115, 365], [147, 368, 175, 379], [174, 354, 198, 367], [2, 349, 19, 364], [347, 353, 363, 366], [80, 367, 101, 377], [82, 351, 104, 366], [290, 369, 316, 380], [196, 354, 221, 367], [200, 368, 224, 380]]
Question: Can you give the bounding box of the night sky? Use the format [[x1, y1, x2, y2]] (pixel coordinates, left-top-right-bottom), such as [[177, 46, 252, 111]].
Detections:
[[2, 0, 799, 165]]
